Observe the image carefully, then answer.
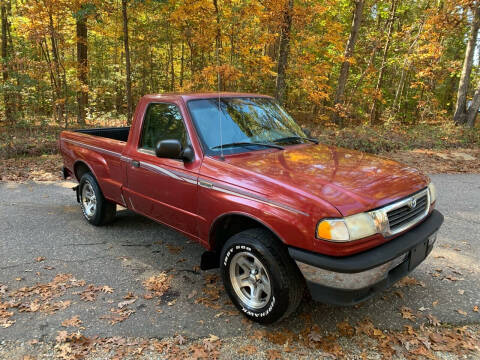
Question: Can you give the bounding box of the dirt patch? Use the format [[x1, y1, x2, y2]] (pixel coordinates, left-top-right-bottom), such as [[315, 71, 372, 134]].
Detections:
[[385, 148, 480, 174], [0, 154, 62, 182]]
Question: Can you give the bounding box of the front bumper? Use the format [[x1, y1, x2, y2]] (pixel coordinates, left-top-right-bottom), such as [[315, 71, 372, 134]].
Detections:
[[289, 210, 444, 306]]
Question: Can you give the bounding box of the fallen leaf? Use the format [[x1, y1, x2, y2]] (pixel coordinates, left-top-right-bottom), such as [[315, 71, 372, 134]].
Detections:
[[336, 320, 355, 337], [458, 289, 465, 295], [266, 349, 282, 360], [457, 309, 467, 316], [167, 299, 177, 306], [394, 276, 425, 288], [238, 345, 257, 355], [61, 316, 82, 328], [426, 314, 440, 326], [474, 306, 479, 312], [117, 298, 136, 309], [35, 257, 46, 262], [175, 334, 186, 345], [101, 286, 114, 294], [187, 290, 197, 299], [400, 307, 416, 321]]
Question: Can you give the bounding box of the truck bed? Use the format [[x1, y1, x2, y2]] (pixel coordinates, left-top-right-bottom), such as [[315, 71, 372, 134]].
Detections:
[[74, 126, 130, 142]]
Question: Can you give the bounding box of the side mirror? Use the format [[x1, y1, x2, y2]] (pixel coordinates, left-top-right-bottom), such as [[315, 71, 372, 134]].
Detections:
[[302, 127, 312, 138], [155, 139, 195, 162], [155, 139, 182, 159]]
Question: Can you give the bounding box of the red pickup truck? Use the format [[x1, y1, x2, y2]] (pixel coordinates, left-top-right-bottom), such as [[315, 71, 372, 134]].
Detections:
[[59, 93, 443, 323]]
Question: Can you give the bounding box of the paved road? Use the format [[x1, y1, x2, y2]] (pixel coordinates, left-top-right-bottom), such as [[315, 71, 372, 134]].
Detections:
[[0, 175, 479, 343]]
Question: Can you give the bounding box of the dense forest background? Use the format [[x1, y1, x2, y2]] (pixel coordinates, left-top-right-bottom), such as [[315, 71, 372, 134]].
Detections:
[[1, 0, 480, 143]]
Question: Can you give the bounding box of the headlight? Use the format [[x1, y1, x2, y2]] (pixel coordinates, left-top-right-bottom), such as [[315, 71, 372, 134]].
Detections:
[[428, 182, 436, 204], [316, 212, 383, 242]]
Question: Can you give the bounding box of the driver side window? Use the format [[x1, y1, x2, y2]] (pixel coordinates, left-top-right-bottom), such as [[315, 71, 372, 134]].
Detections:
[[139, 103, 188, 150]]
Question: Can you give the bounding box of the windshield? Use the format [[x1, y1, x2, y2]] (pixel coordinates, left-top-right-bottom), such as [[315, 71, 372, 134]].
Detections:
[[187, 97, 307, 155]]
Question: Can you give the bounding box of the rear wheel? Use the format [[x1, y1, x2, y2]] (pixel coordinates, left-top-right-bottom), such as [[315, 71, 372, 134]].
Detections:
[[79, 172, 116, 226], [220, 228, 305, 323]]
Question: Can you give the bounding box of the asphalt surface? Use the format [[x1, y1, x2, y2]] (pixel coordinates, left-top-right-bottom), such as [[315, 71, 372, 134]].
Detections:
[[0, 175, 479, 343]]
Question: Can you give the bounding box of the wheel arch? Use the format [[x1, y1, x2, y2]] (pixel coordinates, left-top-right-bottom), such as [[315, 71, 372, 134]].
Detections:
[[73, 160, 96, 182], [209, 212, 287, 255]]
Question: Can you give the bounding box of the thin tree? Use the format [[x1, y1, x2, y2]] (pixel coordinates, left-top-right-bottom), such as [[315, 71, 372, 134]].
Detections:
[[275, 0, 293, 105], [122, 0, 133, 124], [75, 5, 89, 125], [453, 4, 480, 126], [333, 0, 365, 126], [1, 0, 12, 123], [369, 0, 398, 125]]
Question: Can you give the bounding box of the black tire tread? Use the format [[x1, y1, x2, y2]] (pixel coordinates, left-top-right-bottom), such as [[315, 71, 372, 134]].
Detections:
[[79, 172, 116, 226], [223, 228, 305, 322]]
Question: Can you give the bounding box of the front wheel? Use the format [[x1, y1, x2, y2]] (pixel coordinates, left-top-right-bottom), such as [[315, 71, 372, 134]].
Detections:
[[220, 228, 305, 323], [79, 172, 116, 226]]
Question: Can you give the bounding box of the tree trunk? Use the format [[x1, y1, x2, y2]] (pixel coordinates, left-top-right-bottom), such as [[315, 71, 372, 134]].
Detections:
[[76, 13, 88, 125], [333, 0, 365, 126], [1, 0, 13, 123], [122, 0, 133, 124], [369, 0, 398, 125], [49, 13, 64, 124], [466, 82, 480, 127], [275, 0, 293, 105], [169, 40, 175, 91], [453, 4, 480, 125], [180, 42, 184, 88]]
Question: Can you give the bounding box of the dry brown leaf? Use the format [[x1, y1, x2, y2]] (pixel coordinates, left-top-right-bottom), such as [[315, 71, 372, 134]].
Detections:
[[101, 286, 114, 293], [394, 276, 425, 288], [35, 257, 46, 262], [175, 334, 186, 345], [336, 320, 355, 337], [238, 345, 257, 355], [457, 309, 467, 316], [143, 273, 171, 298], [61, 316, 82, 328], [266, 348, 283, 360]]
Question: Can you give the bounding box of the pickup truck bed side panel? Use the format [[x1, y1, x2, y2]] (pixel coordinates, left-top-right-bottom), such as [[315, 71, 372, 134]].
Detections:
[[60, 132, 127, 206]]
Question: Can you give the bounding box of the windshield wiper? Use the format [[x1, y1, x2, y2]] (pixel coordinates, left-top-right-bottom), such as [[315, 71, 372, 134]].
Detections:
[[273, 136, 319, 145], [211, 142, 284, 150]]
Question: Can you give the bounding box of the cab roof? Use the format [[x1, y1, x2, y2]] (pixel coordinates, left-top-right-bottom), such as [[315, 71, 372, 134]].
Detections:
[[142, 92, 273, 102]]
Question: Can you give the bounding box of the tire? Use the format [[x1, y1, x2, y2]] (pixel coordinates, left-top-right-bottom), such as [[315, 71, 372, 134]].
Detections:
[[220, 228, 305, 324], [79, 172, 116, 226]]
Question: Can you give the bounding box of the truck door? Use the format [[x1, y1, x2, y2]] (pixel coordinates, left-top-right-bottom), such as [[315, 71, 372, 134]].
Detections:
[[123, 102, 201, 237]]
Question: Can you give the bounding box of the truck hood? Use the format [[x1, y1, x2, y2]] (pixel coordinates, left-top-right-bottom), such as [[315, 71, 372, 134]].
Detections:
[[223, 144, 429, 216]]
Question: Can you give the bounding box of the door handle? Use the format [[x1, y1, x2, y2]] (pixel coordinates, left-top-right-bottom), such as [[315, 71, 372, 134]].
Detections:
[[131, 160, 140, 168]]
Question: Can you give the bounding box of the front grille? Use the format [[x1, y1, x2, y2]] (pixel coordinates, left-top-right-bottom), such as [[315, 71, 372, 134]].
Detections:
[[387, 193, 428, 231]]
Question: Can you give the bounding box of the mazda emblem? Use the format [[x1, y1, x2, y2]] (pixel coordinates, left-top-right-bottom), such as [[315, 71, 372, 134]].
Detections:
[[408, 198, 417, 209]]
